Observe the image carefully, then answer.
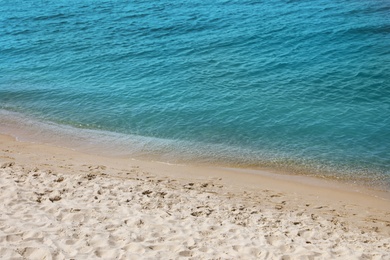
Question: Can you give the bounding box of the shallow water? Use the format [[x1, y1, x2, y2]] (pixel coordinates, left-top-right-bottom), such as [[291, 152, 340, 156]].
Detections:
[[1, 0, 389, 189]]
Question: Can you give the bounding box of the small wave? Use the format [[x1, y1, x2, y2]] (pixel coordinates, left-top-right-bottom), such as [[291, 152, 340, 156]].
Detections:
[[346, 25, 390, 35], [32, 13, 75, 21]]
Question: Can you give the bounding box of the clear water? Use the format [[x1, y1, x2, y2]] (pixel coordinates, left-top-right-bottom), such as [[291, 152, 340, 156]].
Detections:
[[1, 0, 389, 189]]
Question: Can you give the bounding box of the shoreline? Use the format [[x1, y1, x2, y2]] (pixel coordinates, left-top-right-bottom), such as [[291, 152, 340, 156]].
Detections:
[[1, 133, 390, 258], [1, 122, 389, 200], [1, 109, 389, 193]]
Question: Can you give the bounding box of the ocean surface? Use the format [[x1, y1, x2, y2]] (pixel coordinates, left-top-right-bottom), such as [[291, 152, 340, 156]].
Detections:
[[1, 0, 389, 189]]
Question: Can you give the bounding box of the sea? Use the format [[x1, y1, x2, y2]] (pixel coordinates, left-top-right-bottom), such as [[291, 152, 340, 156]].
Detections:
[[1, 0, 389, 190]]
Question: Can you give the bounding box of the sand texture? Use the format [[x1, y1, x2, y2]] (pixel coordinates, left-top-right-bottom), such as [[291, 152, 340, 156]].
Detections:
[[0, 135, 390, 259]]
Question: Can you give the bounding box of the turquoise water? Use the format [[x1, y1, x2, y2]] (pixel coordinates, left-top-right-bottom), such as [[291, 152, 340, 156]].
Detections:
[[1, 0, 390, 188]]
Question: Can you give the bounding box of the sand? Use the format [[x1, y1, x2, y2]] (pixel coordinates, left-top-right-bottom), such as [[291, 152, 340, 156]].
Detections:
[[0, 134, 389, 259]]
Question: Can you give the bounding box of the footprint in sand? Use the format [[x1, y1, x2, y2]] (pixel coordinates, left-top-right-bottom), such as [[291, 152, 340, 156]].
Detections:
[[17, 247, 52, 260], [1, 162, 15, 168]]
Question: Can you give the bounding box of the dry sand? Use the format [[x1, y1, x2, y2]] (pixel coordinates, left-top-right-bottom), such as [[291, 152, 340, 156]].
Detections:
[[0, 134, 389, 259]]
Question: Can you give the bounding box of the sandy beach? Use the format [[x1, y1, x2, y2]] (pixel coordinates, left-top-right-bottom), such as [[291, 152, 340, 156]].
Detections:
[[0, 134, 389, 259]]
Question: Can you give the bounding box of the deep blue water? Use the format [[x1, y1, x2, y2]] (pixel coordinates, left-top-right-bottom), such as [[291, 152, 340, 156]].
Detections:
[[1, 0, 390, 188]]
